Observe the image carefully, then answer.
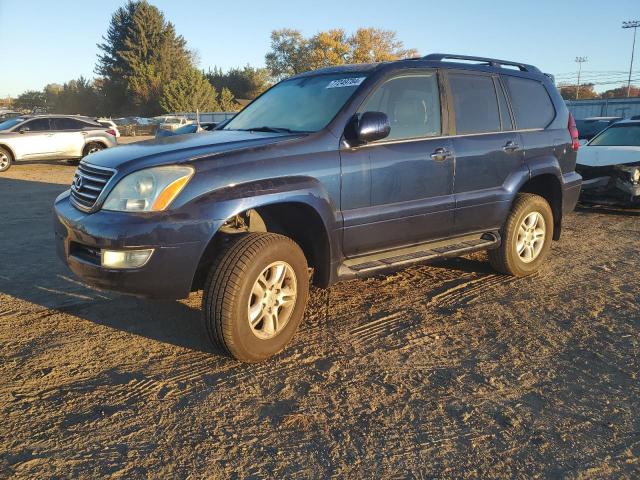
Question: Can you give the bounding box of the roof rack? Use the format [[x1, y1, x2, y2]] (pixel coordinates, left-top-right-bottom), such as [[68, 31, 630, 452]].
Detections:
[[422, 53, 541, 73]]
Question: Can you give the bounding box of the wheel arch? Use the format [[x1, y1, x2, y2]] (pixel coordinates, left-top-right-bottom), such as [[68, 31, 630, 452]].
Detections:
[[517, 173, 563, 240], [0, 143, 16, 161], [190, 184, 338, 291]]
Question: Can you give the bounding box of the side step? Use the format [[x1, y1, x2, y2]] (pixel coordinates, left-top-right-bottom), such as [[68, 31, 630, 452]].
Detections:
[[338, 232, 500, 280]]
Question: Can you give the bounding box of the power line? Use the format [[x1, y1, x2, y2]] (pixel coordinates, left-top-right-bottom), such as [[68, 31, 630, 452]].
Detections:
[[575, 57, 588, 100]]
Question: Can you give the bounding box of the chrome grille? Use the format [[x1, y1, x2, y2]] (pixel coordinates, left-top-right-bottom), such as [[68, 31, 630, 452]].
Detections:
[[70, 162, 116, 211]]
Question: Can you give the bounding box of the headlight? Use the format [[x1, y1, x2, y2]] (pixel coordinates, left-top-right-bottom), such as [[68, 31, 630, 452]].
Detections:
[[102, 166, 194, 212], [631, 167, 640, 184]]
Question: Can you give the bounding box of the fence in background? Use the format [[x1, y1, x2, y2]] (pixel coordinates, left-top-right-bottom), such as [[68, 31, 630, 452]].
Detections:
[[565, 98, 640, 119]]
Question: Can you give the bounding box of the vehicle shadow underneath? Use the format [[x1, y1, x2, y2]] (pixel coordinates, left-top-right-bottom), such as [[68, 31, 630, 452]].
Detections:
[[0, 176, 220, 354], [0, 175, 499, 356]]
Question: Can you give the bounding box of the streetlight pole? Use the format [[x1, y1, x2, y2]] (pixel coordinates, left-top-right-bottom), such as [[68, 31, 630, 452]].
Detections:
[[575, 57, 587, 100], [622, 20, 640, 98]]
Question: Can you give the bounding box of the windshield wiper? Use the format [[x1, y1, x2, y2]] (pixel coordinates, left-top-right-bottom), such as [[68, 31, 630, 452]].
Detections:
[[241, 126, 309, 134]]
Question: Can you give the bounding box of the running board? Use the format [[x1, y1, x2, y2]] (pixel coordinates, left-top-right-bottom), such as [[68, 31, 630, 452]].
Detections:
[[338, 232, 500, 280]]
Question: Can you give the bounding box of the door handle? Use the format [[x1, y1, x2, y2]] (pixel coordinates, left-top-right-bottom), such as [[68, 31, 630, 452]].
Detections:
[[503, 141, 520, 152], [430, 147, 453, 161]]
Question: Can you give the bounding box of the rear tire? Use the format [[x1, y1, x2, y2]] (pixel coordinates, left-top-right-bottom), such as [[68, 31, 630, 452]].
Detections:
[[0, 147, 12, 172], [488, 193, 554, 276], [202, 232, 310, 362], [83, 142, 105, 157]]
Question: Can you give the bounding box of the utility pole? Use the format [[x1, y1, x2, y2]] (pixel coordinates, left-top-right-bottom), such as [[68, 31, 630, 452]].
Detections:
[[622, 20, 640, 98], [575, 57, 587, 100]]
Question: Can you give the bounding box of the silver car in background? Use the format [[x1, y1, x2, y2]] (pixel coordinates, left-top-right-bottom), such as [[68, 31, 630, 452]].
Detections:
[[0, 115, 117, 172]]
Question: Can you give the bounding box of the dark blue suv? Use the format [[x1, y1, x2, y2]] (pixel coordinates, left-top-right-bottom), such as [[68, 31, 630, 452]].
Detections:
[[54, 54, 582, 362]]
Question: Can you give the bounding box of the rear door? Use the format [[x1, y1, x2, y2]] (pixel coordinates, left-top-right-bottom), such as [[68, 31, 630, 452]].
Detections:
[[445, 71, 525, 235], [340, 71, 455, 256], [51, 118, 86, 157]]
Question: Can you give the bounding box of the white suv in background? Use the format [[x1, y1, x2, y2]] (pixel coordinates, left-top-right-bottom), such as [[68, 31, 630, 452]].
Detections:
[[0, 115, 117, 172]]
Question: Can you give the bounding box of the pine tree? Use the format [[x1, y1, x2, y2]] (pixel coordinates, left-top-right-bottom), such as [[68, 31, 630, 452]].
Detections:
[[160, 68, 219, 113], [96, 0, 193, 116], [218, 87, 239, 112]]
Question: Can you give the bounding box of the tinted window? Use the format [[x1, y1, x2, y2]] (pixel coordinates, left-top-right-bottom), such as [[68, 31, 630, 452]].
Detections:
[[505, 76, 555, 129], [53, 118, 83, 130], [496, 79, 513, 130], [359, 73, 441, 141], [449, 74, 500, 134], [24, 119, 50, 131]]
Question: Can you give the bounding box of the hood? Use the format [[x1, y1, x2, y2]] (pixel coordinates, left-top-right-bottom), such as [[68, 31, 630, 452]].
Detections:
[[84, 129, 305, 170], [577, 145, 640, 167]]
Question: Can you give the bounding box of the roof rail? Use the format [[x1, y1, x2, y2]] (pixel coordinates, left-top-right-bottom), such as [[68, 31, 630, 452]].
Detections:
[[422, 53, 541, 73]]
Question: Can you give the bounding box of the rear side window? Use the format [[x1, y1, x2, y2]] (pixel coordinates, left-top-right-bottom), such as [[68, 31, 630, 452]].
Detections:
[[53, 118, 83, 130], [505, 76, 555, 129], [359, 73, 441, 141], [448, 74, 500, 134]]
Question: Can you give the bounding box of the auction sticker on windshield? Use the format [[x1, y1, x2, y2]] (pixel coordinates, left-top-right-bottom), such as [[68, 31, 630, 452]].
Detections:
[[326, 77, 366, 89]]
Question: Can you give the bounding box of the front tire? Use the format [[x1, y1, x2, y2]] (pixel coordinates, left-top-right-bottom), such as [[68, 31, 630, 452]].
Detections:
[[83, 142, 105, 157], [0, 147, 12, 172], [202, 233, 310, 362], [488, 193, 554, 276]]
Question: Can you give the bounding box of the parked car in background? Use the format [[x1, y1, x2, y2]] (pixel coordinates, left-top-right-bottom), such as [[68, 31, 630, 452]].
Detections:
[[96, 118, 121, 138], [54, 53, 581, 362], [113, 117, 157, 136], [575, 117, 623, 141], [0, 115, 117, 172], [157, 116, 192, 132], [154, 122, 217, 138], [577, 119, 640, 205]]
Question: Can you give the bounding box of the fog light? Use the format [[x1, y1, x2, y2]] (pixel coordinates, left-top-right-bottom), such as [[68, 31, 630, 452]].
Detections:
[[101, 249, 154, 269]]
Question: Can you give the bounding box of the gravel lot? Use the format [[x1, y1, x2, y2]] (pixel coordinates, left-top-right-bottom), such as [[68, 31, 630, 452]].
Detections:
[[1, 159, 639, 479]]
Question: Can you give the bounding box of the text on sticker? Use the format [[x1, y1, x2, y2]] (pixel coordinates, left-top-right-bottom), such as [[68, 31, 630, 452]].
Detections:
[[326, 77, 366, 89]]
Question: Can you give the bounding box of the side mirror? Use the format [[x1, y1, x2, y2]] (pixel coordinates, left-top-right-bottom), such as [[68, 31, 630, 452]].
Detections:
[[19, 127, 30, 134], [579, 138, 588, 146], [345, 111, 390, 145]]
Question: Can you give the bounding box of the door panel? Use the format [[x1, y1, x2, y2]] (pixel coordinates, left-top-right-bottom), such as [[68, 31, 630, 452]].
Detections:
[[452, 132, 524, 233], [342, 138, 455, 256]]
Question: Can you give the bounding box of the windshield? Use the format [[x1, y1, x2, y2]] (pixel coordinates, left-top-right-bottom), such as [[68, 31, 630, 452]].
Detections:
[[590, 124, 640, 147], [223, 73, 368, 133], [0, 118, 26, 131]]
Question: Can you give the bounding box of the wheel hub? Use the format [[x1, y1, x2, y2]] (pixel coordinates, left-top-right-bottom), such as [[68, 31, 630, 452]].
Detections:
[[516, 211, 546, 263], [248, 261, 297, 340]]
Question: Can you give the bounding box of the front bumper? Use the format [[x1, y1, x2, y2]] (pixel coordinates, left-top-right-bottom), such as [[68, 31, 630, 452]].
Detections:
[[53, 191, 222, 299], [576, 165, 640, 205]]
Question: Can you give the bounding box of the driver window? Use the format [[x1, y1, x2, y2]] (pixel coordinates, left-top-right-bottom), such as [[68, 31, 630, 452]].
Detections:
[[359, 73, 441, 141], [24, 119, 51, 131]]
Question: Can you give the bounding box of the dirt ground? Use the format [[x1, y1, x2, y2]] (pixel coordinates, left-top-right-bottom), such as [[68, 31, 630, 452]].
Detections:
[[1, 160, 639, 479]]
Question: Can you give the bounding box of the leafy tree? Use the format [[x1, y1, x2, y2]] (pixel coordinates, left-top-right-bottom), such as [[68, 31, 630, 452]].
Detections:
[[13, 90, 46, 111], [559, 84, 598, 100], [218, 87, 240, 111], [265, 27, 419, 79], [96, 0, 194, 115], [160, 67, 218, 113], [348, 28, 418, 64], [206, 65, 272, 100], [600, 85, 640, 98]]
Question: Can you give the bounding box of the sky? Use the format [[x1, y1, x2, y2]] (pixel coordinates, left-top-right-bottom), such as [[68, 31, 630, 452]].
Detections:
[[0, 0, 639, 97]]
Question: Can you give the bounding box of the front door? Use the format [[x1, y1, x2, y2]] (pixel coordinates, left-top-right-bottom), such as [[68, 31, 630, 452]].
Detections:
[[11, 118, 56, 159], [340, 71, 455, 257]]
